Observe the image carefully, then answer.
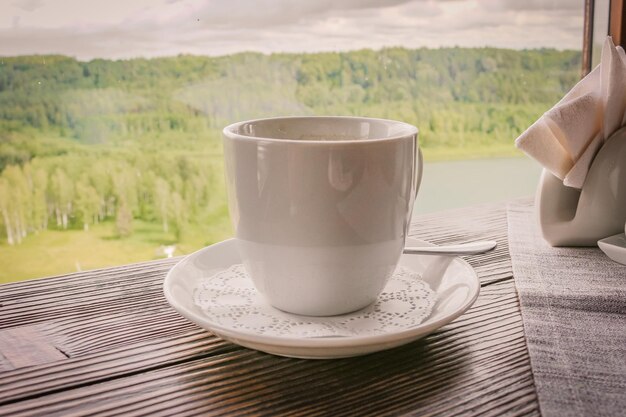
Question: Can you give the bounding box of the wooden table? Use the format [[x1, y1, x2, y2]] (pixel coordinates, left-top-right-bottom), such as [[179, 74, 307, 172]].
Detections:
[[0, 201, 540, 416]]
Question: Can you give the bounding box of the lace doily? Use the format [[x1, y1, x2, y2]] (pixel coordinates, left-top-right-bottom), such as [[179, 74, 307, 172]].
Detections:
[[193, 264, 436, 338]]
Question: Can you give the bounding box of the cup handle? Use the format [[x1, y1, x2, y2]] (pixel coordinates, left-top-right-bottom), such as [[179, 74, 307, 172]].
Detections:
[[415, 148, 423, 199]]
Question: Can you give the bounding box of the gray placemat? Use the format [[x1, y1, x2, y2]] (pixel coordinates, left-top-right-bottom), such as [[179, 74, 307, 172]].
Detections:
[[507, 202, 626, 417]]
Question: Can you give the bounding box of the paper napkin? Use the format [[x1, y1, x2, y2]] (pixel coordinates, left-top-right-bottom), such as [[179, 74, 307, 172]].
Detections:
[[515, 37, 626, 189]]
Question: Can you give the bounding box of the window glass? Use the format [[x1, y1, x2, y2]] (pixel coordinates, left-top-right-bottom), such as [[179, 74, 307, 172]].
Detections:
[[592, 0, 610, 67], [0, 1, 583, 282]]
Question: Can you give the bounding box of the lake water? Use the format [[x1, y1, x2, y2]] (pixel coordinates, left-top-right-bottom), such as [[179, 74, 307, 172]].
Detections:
[[415, 157, 542, 214]]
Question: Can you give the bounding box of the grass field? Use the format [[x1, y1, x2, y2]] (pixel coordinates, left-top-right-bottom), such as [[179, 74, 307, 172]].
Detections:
[[0, 207, 233, 284], [0, 147, 527, 284]]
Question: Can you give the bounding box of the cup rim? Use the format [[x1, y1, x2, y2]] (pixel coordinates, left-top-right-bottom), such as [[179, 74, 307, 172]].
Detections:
[[223, 116, 418, 144]]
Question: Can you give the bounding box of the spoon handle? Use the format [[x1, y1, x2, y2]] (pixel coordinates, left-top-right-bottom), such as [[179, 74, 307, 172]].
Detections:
[[403, 240, 497, 256]]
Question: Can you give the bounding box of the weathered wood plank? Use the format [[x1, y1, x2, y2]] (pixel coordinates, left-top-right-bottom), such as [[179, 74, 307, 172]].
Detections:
[[0, 200, 540, 416], [0, 333, 535, 417], [0, 258, 179, 295], [0, 280, 537, 416], [410, 202, 513, 286], [1, 276, 514, 403], [0, 326, 67, 369]]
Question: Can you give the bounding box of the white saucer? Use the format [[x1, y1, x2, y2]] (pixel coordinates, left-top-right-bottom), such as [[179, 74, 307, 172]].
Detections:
[[163, 238, 480, 359], [598, 233, 626, 265]]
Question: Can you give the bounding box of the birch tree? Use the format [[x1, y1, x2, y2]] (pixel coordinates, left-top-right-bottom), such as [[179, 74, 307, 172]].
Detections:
[[0, 178, 15, 245], [50, 168, 73, 229], [154, 177, 170, 233], [75, 181, 100, 231], [3, 165, 29, 241]]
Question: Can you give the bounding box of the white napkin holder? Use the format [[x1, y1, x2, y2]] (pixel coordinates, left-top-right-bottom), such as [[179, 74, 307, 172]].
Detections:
[[536, 126, 626, 246]]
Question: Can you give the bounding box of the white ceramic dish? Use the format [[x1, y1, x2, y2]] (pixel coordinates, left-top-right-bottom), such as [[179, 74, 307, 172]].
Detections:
[[598, 233, 626, 265], [536, 126, 626, 247], [163, 238, 480, 359]]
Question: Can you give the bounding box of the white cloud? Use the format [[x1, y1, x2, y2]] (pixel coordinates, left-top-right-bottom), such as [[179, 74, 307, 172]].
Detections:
[[11, 0, 45, 13], [0, 0, 584, 59]]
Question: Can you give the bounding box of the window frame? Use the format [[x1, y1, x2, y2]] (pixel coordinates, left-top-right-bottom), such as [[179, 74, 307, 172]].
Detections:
[[610, 0, 626, 45], [583, 0, 626, 76]]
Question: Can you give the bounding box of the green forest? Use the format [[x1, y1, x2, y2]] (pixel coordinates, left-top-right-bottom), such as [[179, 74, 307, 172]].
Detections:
[[0, 47, 581, 282]]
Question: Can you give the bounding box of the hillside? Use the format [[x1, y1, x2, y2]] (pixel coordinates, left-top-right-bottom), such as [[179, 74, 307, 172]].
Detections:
[[0, 47, 581, 281]]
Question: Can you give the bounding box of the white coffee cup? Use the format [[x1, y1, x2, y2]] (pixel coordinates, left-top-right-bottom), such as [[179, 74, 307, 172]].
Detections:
[[223, 116, 422, 316]]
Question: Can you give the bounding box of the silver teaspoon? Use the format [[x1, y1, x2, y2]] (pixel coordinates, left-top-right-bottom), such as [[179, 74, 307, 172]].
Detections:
[[404, 240, 497, 256]]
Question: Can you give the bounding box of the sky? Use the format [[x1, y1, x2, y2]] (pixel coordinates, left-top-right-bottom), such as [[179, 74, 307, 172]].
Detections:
[[0, 0, 584, 60]]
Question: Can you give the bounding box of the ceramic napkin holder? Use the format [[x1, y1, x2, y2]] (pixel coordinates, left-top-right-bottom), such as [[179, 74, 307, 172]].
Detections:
[[536, 126, 626, 246]]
